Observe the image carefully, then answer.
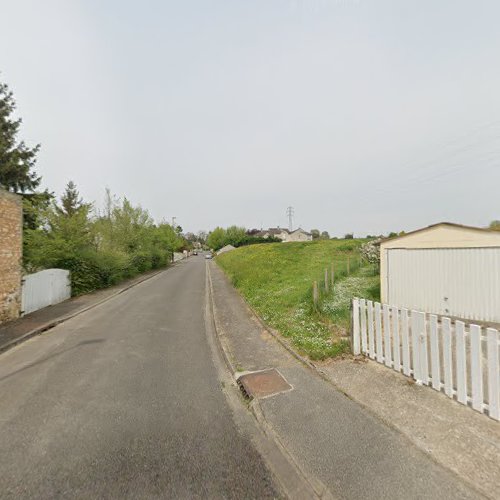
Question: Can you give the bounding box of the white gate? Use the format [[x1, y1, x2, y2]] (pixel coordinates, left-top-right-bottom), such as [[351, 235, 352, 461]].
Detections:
[[352, 298, 500, 421], [21, 269, 71, 316]]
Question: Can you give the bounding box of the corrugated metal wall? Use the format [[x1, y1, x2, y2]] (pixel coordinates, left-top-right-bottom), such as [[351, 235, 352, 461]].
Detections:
[[21, 269, 71, 316], [387, 248, 500, 323]]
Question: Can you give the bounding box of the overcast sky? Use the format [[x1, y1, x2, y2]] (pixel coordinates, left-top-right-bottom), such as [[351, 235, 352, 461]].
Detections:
[[1, 0, 499, 236]]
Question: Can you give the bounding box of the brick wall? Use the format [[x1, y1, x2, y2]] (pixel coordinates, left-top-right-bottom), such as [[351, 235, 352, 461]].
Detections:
[[0, 190, 22, 324]]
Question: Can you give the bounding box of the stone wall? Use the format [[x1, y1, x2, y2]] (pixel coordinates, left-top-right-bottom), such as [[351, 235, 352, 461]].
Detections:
[[0, 190, 22, 324]]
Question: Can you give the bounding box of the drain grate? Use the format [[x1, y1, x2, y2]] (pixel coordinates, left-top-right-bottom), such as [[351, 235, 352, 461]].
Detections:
[[237, 369, 293, 400]]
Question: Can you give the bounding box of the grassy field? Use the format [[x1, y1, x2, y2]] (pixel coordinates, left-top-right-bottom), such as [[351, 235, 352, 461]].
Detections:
[[216, 239, 380, 360]]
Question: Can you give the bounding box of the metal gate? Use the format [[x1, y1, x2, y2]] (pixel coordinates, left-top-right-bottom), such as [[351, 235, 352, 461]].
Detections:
[[21, 269, 71, 316]]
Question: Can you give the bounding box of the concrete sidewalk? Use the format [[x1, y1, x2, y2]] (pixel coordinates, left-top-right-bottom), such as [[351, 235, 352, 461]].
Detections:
[[208, 261, 487, 500], [0, 267, 167, 353]]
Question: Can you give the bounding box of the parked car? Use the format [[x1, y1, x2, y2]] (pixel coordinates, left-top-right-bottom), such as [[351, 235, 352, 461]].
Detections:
[[205, 253, 212, 259], [193, 250, 198, 255]]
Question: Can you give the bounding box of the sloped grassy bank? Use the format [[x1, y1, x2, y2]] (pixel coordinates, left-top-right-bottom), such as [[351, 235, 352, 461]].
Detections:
[[216, 239, 380, 360]]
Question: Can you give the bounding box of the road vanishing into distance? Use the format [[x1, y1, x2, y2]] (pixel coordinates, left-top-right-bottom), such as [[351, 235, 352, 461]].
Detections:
[[0, 258, 280, 499], [0, 256, 484, 500]]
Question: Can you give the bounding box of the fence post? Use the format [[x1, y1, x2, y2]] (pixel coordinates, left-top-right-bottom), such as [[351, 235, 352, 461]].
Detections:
[[429, 315, 440, 391], [442, 317, 453, 397], [367, 301, 375, 359], [360, 299, 367, 354], [383, 304, 392, 368], [487, 328, 500, 420], [324, 269, 329, 293], [312, 281, 319, 310], [352, 298, 360, 355], [470, 324, 483, 412], [401, 308, 410, 375], [455, 321, 467, 405], [375, 302, 383, 362], [392, 306, 401, 372], [331, 262, 335, 287]]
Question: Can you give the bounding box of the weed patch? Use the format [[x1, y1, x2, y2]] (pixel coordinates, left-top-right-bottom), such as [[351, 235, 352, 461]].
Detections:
[[217, 240, 379, 360]]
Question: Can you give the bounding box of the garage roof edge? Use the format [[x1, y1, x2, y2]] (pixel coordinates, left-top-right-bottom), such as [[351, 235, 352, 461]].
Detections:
[[378, 222, 500, 245]]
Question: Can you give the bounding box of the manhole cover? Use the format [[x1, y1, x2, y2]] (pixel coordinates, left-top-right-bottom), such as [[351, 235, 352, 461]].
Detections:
[[237, 369, 293, 399]]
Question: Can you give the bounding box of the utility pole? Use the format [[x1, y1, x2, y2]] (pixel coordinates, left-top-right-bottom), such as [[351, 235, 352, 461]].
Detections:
[[286, 206, 294, 232], [171, 216, 176, 229]]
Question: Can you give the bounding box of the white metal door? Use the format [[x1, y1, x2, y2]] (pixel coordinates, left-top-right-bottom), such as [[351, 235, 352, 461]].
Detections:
[[21, 269, 71, 315], [387, 248, 500, 323]]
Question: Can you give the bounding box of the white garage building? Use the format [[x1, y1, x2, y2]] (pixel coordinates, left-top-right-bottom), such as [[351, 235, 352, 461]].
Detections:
[[380, 223, 500, 323]]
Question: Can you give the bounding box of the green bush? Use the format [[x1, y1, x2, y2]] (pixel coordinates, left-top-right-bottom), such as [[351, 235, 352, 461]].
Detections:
[[152, 250, 171, 269], [23, 186, 186, 297], [130, 252, 152, 273], [54, 250, 131, 296], [53, 256, 101, 296]]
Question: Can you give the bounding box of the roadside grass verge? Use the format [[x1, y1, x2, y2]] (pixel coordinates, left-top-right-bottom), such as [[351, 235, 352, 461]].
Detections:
[[320, 266, 380, 331], [216, 240, 380, 360]]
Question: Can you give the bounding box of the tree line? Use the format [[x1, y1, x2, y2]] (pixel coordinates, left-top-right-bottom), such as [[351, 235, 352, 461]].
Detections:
[[206, 226, 281, 251], [0, 79, 187, 295]]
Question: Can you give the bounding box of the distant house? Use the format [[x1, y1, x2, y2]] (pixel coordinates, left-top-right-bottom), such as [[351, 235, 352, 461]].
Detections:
[[286, 228, 312, 242], [256, 227, 312, 243], [256, 228, 289, 241]]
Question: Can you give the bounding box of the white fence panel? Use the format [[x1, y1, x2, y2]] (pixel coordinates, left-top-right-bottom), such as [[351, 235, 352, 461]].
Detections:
[[392, 306, 401, 372], [470, 324, 483, 412], [383, 304, 392, 368], [442, 317, 453, 397], [411, 311, 423, 383], [352, 299, 360, 355], [429, 315, 440, 391], [360, 299, 367, 353], [401, 308, 410, 376], [22, 269, 71, 315], [487, 328, 500, 420], [352, 298, 500, 422], [367, 301, 375, 359], [419, 314, 429, 386], [375, 303, 383, 363], [455, 321, 467, 405]]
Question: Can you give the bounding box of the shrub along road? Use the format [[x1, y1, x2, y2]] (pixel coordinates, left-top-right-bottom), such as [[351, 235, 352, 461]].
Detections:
[[0, 257, 281, 499]]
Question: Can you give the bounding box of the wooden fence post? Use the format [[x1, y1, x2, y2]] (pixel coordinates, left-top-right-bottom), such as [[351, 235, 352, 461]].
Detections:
[[313, 281, 319, 310]]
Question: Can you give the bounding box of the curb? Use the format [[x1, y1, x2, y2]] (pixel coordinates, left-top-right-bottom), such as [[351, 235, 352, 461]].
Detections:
[[206, 262, 333, 500], [212, 262, 492, 500], [206, 262, 237, 375], [0, 267, 169, 355], [213, 260, 359, 401]]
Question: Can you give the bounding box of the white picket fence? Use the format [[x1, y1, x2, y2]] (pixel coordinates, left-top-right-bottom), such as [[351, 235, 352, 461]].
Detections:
[[22, 269, 71, 316], [352, 298, 500, 421]]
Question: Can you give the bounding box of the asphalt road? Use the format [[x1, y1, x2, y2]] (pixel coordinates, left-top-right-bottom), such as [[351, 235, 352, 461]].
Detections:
[[0, 258, 280, 499]]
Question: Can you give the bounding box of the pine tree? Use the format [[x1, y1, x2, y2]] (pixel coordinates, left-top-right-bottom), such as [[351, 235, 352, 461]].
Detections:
[[57, 181, 91, 217], [0, 79, 52, 231], [0, 80, 41, 192], [44, 182, 93, 255]]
